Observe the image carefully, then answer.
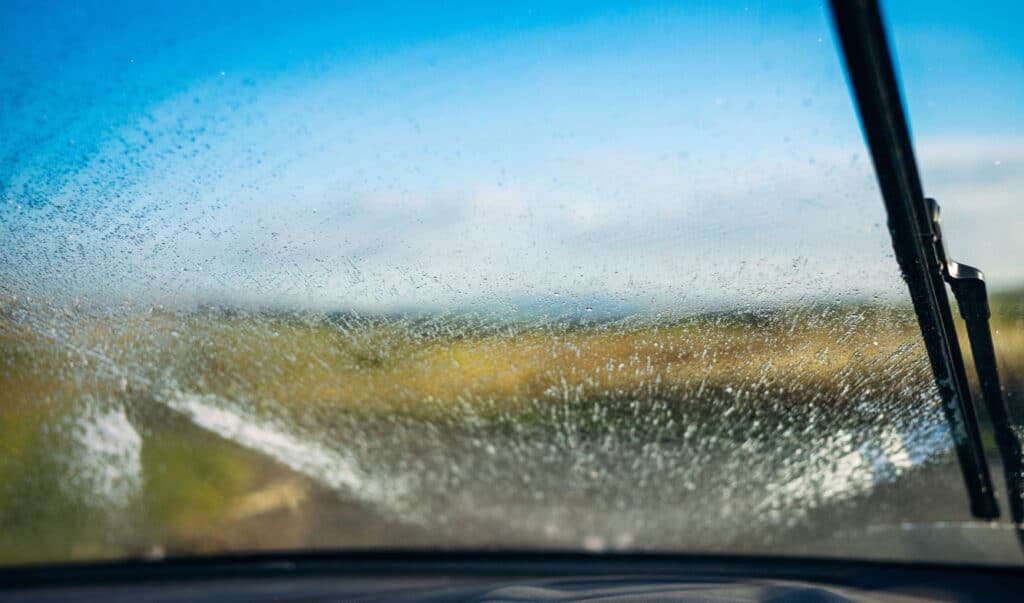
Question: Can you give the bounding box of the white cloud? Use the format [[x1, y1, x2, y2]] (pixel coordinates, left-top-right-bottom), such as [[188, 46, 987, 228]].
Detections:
[[917, 137, 1024, 287]]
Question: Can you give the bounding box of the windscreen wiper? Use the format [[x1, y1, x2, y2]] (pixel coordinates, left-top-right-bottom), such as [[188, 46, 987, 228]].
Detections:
[[830, 0, 1023, 524], [927, 198, 1024, 525]]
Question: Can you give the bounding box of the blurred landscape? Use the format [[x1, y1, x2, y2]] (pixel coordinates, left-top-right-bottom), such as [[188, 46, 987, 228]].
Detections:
[[2, 291, 1023, 566]]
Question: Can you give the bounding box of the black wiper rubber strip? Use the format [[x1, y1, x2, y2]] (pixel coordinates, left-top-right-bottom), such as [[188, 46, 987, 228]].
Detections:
[[828, 0, 999, 519]]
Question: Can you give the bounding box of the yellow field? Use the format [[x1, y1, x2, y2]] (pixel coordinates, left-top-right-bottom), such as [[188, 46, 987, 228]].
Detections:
[[1, 293, 1022, 565]]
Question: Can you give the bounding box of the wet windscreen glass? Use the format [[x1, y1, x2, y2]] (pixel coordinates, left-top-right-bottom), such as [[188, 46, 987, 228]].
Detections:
[[1, 1, 1018, 566]]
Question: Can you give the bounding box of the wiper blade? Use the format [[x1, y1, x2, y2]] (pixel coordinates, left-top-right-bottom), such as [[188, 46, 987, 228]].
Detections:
[[829, 0, 999, 519], [928, 199, 1024, 525]]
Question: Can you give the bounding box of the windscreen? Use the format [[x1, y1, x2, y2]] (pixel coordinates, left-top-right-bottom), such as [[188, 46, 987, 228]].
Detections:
[[1, 1, 1015, 566]]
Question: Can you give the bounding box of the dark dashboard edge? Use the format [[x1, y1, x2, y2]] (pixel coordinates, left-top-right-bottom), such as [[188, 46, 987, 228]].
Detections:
[[2, 549, 1023, 590]]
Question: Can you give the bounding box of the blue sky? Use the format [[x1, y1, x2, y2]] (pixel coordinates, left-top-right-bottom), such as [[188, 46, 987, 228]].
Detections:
[[1, 1, 1021, 313]]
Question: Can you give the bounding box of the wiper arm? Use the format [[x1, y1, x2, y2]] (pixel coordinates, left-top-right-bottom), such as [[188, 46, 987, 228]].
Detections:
[[829, 0, 999, 519], [928, 199, 1024, 525]]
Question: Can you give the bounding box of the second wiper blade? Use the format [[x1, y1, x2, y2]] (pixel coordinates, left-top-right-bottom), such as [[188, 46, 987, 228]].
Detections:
[[927, 199, 1024, 526]]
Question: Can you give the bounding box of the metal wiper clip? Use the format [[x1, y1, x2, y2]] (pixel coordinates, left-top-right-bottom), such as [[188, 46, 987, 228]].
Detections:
[[925, 198, 1024, 526]]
